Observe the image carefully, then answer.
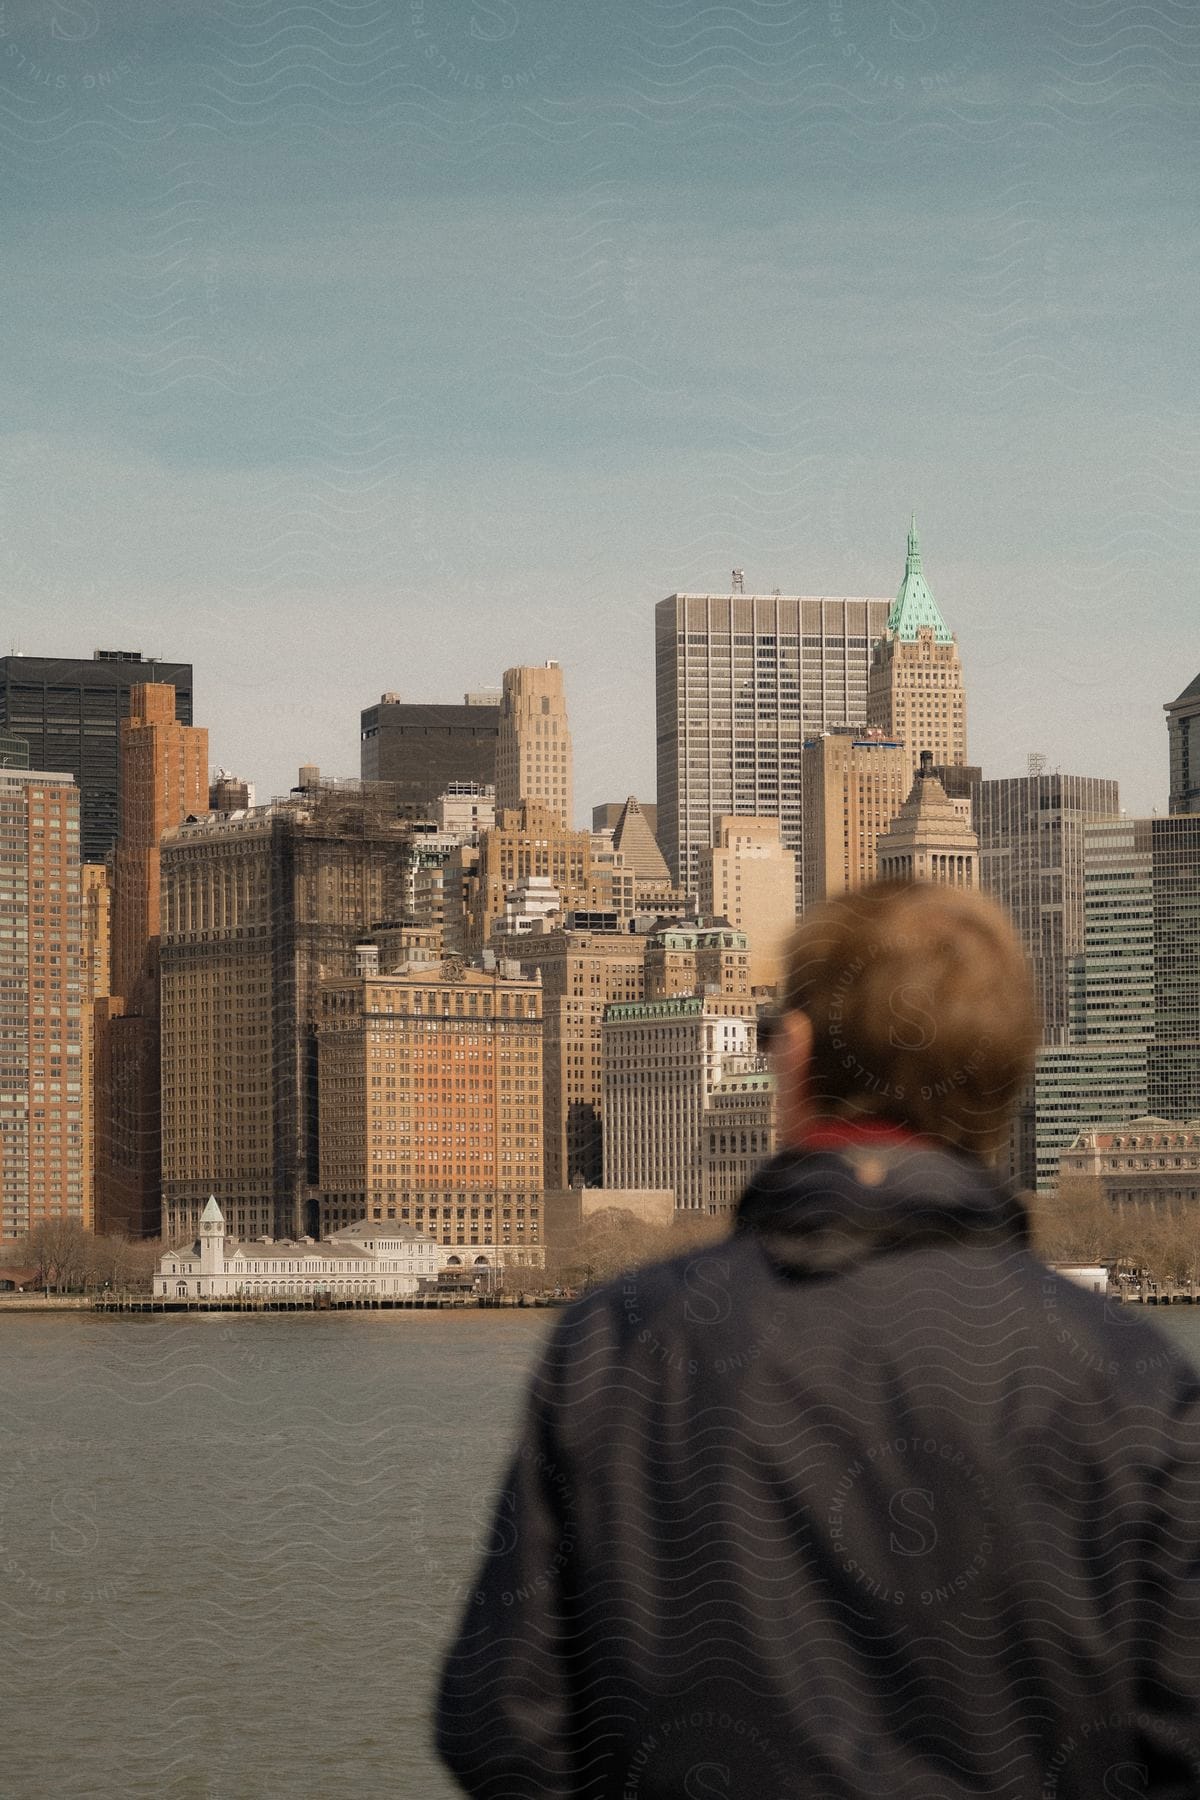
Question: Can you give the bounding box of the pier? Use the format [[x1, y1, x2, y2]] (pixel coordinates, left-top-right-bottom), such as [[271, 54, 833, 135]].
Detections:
[[89, 1292, 559, 1314]]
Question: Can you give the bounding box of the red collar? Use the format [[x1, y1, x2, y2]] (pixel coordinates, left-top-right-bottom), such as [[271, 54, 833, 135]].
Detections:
[[799, 1119, 934, 1153]]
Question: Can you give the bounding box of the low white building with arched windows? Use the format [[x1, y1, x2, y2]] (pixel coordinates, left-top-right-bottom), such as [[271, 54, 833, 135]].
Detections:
[[154, 1197, 448, 1301]]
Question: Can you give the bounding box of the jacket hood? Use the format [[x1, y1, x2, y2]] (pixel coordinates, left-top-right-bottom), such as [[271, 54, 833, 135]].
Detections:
[[734, 1139, 1029, 1278]]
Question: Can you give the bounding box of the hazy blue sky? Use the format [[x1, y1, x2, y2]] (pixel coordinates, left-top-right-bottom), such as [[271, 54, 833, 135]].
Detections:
[[2, 0, 1197, 819]]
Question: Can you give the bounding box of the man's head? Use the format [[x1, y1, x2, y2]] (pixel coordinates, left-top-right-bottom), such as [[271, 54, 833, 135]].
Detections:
[[773, 880, 1039, 1160]]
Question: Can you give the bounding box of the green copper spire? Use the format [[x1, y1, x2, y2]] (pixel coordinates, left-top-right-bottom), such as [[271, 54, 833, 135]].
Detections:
[[886, 514, 954, 643]]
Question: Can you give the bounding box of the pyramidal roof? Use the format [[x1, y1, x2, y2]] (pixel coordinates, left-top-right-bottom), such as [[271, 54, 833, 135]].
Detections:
[[1168, 669, 1200, 710], [886, 516, 954, 644], [878, 761, 979, 854], [200, 1195, 225, 1225], [612, 796, 671, 883]]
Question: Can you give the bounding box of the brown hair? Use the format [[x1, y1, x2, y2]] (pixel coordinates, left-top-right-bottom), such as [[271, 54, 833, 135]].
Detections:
[[782, 880, 1039, 1158]]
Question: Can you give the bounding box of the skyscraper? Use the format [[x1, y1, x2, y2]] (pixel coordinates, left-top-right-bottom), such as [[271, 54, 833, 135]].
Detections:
[[159, 780, 422, 1243], [96, 685, 209, 1238], [520, 924, 650, 1191], [1031, 817, 1154, 1190], [80, 863, 111, 1231], [602, 999, 755, 1212], [0, 651, 193, 863], [800, 727, 911, 904], [655, 590, 892, 902], [698, 816, 797, 990], [317, 961, 544, 1265], [0, 769, 84, 1244], [866, 519, 967, 774], [1148, 814, 1200, 1121], [495, 662, 573, 826], [359, 691, 500, 815], [876, 752, 980, 886], [1165, 670, 1200, 814], [976, 773, 1120, 1045]]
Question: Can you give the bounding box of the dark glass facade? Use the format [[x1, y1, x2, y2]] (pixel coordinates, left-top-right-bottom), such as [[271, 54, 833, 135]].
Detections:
[[359, 700, 498, 815], [1148, 814, 1200, 1121], [976, 774, 1120, 1045], [0, 652, 193, 863]]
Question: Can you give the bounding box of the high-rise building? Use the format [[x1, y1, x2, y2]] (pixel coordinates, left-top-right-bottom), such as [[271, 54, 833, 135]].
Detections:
[[461, 800, 606, 955], [0, 651, 193, 863], [800, 727, 910, 904], [111, 686, 209, 1007], [96, 685, 209, 1238], [1148, 814, 1200, 1121], [644, 923, 754, 1009], [698, 815, 797, 990], [876, 752, 980, 887], [359, 692, 500, 815], [80, 863, 111, 1230], [495, 662, 573, 826], [520, 924, 649, 1190], [159, 780, 424, 1244], [0, 731, 29, 769], [316, 962, 544, 1266], [1001, 817, 1155, 1193], [655, 590, 892, 903], [1069, 817, 1156, 1044], [701, 1055, 776, 1216], [0, 770, 84, 1244], [1165, 670, 1200, 814], [602, 999, 755, 1211], [866, 519, 967, 775], [976, 773, 1119, 1045]]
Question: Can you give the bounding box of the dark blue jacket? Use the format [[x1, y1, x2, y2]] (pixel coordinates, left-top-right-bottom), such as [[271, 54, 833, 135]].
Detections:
[[436, 1142, 1200, 1798]]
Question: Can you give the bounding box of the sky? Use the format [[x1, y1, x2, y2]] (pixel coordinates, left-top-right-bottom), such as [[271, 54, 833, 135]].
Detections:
[[2, 0, 1197, 820]]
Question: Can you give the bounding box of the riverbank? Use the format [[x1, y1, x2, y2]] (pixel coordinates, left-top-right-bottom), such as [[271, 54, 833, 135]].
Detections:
[[0, 1295, 92, 1311], [0, 1291, 568, 1315]]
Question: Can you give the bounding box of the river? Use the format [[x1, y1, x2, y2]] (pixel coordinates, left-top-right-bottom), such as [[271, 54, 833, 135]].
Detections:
[[4, 1304, 1200, 1799]]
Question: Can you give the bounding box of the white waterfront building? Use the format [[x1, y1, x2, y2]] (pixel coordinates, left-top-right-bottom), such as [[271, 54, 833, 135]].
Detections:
[[154, 1197, 446, 1300]]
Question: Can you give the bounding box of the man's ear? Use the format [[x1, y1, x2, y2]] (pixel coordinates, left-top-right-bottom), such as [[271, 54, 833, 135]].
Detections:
[[774, 1008, 814, 1146]]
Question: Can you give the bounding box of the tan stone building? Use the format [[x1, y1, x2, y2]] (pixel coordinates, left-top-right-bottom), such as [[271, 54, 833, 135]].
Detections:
[[800, 727, 910, 904], [520, 925, 649, 1190], [496, 661, 573, 826], [97, 684, 208, 1237], [876, 752, 980, 886], [644, 922, 754, 1011], [701, 1056, 777, 1216], [866, 518, 967, 775], [462, 800, 604, 953], [317, 962, 544, 1267], [0, 770, 86, 1244], [1059, 1117, 1200, 1210], [602, 997, 756, 1212], [699, 815, 796, 991]]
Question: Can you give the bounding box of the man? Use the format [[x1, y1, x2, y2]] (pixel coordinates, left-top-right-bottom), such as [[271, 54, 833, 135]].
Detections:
[[437, 881, 1200, 1798]]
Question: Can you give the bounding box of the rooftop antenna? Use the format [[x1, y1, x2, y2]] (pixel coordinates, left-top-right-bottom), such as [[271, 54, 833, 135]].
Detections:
[[1028, 752, 1047, 778], [731, 569, 744, 595]]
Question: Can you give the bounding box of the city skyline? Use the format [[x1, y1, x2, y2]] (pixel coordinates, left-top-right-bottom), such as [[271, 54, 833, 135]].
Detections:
[[4, 3, 1193, 826]]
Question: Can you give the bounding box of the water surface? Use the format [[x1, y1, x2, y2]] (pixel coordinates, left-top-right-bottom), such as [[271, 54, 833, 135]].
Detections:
[[4, 1303, 1200, 1798]]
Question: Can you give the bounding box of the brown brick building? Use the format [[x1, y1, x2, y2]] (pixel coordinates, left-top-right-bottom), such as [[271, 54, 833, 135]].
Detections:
[[317, 963, 544, 1267], [0, 769, 85, 1244], [96, 684, 208, 1236], [160, 783, 450, 1244]]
